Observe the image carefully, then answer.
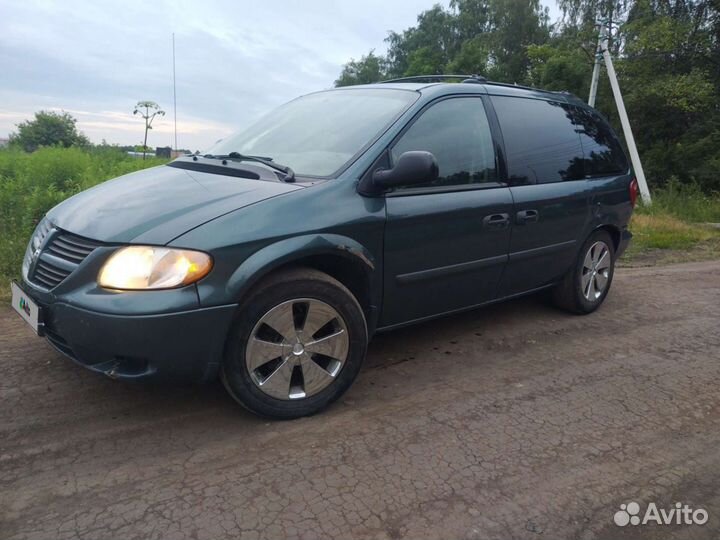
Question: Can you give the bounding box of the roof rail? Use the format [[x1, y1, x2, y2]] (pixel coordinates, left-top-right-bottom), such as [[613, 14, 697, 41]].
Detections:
[[378, 74, 487, 84]]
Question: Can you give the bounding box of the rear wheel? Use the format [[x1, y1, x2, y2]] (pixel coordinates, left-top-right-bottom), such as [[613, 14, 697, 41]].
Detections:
[[221, 268, 367, 419], [552, 230, 615, 314]]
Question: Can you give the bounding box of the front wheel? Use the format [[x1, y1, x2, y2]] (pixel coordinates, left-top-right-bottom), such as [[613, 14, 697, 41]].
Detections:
[[221, 268, 368, 419], [552, 230, 616, 314]]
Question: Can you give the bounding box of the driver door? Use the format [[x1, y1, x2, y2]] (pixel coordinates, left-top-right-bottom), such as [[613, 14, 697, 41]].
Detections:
[[380, 96, 513, 327]]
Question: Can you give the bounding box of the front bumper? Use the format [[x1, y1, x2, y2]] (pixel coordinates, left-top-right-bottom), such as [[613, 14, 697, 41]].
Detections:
[[28, 290, 236, 382], [17, 223, 240, 382]]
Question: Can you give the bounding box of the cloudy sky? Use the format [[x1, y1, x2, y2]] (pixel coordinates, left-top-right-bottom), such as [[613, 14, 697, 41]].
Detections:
[[0, 0, 560, 152]]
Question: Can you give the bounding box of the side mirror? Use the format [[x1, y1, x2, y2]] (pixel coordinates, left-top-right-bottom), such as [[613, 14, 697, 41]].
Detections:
[[372, 151, 439, 190]]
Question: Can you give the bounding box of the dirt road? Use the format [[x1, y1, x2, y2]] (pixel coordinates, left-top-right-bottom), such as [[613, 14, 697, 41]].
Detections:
[[2, 261, 720, 540]]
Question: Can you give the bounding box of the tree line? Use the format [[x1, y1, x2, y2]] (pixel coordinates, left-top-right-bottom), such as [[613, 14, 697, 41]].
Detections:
[[335, 0, 720, 191], [8, 101, 171, 157]]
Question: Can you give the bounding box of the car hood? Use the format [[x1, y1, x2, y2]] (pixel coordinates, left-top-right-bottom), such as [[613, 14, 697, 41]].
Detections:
[[47, 164, 302, 244]]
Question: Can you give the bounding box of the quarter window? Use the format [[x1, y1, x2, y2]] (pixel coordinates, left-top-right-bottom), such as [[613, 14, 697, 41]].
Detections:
[[574, 108, 629, 176], [391, 98, 497, 189], [491, 96, 585, 184]]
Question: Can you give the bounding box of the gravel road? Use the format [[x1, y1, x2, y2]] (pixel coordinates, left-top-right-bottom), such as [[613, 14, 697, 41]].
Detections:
[[2, 260, 720, 540]]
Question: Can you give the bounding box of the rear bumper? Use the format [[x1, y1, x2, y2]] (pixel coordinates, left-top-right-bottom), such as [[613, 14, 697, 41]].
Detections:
[[40, 300, 236, 382], [616, 228, 633, 258]]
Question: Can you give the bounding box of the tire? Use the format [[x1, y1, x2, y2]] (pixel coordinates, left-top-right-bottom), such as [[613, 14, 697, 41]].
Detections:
[[552, 230, 616, 314], [221, 267, 368, 419]]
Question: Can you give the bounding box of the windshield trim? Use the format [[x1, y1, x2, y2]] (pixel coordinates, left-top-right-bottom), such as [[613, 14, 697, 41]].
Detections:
[[212, 88, 421, 181]]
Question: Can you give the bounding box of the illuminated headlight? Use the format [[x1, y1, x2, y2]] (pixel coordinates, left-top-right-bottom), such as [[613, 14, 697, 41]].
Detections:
[[98, 246, 213, 290]]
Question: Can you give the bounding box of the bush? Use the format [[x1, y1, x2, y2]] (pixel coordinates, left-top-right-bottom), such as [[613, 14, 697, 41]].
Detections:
[[0, 147, 167, 294]]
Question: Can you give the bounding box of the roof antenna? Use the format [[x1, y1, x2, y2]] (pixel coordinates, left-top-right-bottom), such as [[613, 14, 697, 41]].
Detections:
[[172, 33, 178, 154]]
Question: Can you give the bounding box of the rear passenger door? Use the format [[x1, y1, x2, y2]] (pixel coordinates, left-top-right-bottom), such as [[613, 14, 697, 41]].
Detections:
[[381, 96, 513, 327], [489, 95, 593, 295]]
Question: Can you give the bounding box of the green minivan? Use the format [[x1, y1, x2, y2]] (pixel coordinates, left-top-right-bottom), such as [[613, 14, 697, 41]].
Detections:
[[12, 76, 636, 418]]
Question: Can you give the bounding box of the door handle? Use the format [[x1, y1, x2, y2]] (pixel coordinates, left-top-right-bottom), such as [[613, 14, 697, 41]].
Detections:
[[516, 209, 539, 225], [482, 213, 510, 230]]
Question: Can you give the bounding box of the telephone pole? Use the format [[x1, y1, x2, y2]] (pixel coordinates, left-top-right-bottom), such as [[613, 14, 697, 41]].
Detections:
[[588, 20, 652, 205], [588, 30, 603, 107]]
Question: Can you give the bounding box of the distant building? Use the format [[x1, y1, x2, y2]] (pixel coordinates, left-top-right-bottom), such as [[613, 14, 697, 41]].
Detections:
[[0, 137, 9, 148], [154, 147, 190, 159]]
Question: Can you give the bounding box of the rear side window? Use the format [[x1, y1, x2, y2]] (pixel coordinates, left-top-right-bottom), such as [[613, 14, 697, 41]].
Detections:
[[491, 96, 584, 184], [574, 107, 629, 176], [391, 97, 497, 189]]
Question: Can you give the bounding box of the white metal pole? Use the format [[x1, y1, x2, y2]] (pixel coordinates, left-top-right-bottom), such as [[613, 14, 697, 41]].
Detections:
[[600, 28, 652, 204], [588, 25, 603, 107]]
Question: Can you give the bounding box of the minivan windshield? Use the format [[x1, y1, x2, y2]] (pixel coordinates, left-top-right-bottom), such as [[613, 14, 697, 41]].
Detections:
[[206, 88, 418, 177]]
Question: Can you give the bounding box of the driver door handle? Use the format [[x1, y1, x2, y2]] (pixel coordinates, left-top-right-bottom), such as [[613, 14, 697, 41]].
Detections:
[[482, 213, 510, 230]]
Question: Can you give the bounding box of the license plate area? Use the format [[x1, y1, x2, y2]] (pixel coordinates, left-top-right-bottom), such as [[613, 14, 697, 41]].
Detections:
[[11, 281, 43, 335]]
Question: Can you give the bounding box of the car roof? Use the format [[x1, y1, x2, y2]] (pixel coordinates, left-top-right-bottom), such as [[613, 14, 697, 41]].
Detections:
[[331, 80, 587, 107], [330, 82, 430, 91]]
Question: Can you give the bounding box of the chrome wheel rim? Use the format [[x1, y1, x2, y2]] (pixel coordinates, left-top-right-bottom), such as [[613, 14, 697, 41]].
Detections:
[[245, 298, 349, 400], [582, 241, 611, 301]]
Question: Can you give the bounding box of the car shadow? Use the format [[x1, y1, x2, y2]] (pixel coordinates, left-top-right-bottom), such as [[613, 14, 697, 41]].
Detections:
[[365, 290, 560, 369], [19, 290, 563, 427]]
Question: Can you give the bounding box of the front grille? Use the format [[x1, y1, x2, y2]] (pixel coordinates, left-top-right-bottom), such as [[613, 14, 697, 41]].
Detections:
[[46, 233, 101, 263], [28, 230, 103, 290], [33, 259, 71, 288]]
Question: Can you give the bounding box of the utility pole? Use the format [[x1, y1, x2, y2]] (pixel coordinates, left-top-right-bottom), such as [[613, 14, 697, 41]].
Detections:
[[588, 30, 603, 107], [588, 20, 652, 204]]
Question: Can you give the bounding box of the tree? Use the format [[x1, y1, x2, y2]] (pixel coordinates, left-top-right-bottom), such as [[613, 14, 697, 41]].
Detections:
[[485, 0, 550, 82], [385, 4, 462, 77], [133, 101, 165, 160], [334, 51, 387, 87], [337, 0, 550, 84], [9, 111, 90, 152], [334, 0, 720, 191], [526, 40, 591, 96]]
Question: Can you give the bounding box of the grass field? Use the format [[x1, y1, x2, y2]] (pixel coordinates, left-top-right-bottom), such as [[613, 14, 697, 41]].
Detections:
[[0, 147, 167, 299], [1, 147, 718, 299]]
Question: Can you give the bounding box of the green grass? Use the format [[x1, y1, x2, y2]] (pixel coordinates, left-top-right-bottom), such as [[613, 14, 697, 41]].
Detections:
[[629, 213, 718, 249], [626, 180, 720, 262], [635, 179, 720, 223], [0, 147, 167, 299]]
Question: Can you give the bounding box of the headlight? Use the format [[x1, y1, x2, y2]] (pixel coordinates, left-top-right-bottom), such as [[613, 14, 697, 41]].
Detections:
[[98, 246, 213, 290], [23, 218, 52, 278]]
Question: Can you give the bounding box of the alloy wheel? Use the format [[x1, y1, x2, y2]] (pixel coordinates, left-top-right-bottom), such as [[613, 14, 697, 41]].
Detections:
[[581, 241, 611, 301], [245, 298, 349, 400]]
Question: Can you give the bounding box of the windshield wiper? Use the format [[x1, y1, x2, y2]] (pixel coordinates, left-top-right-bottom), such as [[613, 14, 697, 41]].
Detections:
[[203, 152, 295, 183]]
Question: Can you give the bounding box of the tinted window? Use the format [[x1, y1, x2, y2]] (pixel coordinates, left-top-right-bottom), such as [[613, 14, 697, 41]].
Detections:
[[207, 89, 418, 177], [391, 97, 497, 189], [574, 107, 629, 176], [491, 96, 584, 184]]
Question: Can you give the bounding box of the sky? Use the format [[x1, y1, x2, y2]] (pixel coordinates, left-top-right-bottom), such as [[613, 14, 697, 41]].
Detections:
[[0, 0, 561, 152]]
